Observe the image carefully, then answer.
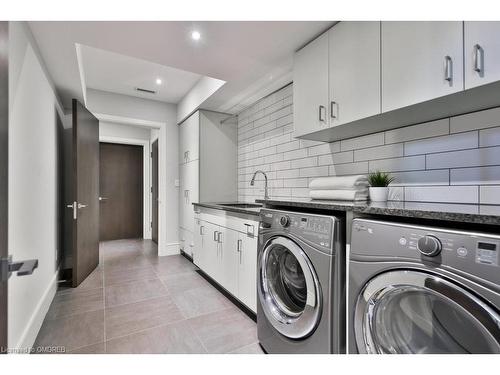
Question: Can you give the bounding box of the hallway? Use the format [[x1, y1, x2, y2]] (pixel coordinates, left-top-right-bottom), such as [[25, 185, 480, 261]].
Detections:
[[34, 239, 262, 354]]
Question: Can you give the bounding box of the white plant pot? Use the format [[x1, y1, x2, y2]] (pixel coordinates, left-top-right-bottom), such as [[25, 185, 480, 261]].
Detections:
[[369, 187, 389, 202]]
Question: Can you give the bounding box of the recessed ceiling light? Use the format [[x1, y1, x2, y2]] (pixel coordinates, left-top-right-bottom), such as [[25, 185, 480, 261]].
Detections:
[[191, 30, 201, 41], [156, 78, 162, 85]]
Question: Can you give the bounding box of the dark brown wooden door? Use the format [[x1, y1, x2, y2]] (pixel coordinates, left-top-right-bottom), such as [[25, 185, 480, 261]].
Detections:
[[72, 99, 100, 287], [99, 143, 143, 241], [0, 21, 9, 353], [151, 139, 158, 244]]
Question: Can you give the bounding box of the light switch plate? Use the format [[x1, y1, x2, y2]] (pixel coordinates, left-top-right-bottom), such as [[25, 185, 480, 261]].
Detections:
[[174, 179, 180, 187]]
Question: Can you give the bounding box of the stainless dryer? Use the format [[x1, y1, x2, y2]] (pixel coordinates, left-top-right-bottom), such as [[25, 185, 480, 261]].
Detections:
[[349, 218, 500, 354], [257, 209, 345, 354]]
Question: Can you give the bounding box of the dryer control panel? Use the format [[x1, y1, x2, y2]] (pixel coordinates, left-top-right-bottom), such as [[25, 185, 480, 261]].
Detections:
[[259, 209, 337, 253], [351, 219, 500, 286]]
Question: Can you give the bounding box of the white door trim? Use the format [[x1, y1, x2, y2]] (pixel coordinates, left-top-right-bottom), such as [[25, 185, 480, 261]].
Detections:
[[99, 136, 152, 240]]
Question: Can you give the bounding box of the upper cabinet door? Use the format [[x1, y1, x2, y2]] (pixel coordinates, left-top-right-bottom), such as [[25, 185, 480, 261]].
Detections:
[[293, 32, 330, 138], [329, 21, 381, 126], [178, 111, 199, 164], [464, 22, 500, 90], [381, 21, 464, 112]]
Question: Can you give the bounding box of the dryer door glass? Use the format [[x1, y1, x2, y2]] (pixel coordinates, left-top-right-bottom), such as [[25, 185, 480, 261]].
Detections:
[[259, 236, 322, 339], [355, 270, 500, 354]]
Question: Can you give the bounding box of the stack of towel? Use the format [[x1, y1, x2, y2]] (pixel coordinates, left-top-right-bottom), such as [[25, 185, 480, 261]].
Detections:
[[309, 175, 369, 201]]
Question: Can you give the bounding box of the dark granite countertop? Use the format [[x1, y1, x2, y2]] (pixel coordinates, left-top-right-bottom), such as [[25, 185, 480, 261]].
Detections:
[[255, 198, 500, 226], [193, 202, 262, 217]]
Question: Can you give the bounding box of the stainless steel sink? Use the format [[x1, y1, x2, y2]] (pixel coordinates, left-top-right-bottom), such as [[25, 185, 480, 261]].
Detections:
[[218, 203, 263, 209]]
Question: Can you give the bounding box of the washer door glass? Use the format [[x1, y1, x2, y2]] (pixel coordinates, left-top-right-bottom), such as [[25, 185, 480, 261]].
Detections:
[[259, 236, 322, 339], [355, 270, 500, 354]]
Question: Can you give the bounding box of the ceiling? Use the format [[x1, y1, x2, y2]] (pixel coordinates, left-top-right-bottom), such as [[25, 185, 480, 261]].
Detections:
[[28, 21, 333, 113], [80, 45, 202, 104]]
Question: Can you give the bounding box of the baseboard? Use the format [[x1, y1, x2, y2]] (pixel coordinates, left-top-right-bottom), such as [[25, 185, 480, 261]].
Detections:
[[14, 270, 58, 351], [158, 242, 179, 257]]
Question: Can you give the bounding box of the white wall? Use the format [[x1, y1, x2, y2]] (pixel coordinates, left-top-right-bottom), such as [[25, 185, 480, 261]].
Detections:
[[99, 121, 151, 140], [239, 84, 500, 206], [177, 76, 225, 124], [87, 89, 179, 255], [8, 22, 65, 350]]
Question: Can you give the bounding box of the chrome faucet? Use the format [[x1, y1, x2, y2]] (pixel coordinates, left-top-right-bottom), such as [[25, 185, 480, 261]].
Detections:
[[250, 170, 269, 200]]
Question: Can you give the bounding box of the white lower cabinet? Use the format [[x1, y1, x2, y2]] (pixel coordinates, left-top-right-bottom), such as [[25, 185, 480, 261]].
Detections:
[[193, 214, 258, 313], [198, 221, 219, 280], [219, 228, 239, 297], [237, 233, 258, 312]]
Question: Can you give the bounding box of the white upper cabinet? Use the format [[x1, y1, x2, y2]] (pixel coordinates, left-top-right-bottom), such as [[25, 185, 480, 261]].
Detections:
[[381, 21, 464, 112], [179, 111, 199, 164], [464, 22, 500, 89], [293, 32, 329, 138], [329, 21, 381, 126]]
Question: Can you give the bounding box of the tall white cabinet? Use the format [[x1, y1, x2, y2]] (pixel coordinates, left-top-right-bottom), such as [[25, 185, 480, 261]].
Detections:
[[178, 110, 237, 257], [381, 21, 464, 112]]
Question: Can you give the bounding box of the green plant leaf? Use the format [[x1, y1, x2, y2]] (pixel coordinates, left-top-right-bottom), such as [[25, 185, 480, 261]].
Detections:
[[368, 171, 395, 187]]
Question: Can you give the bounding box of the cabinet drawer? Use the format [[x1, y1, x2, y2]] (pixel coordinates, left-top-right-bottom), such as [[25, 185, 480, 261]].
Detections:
[[198, 211, 258, 236]]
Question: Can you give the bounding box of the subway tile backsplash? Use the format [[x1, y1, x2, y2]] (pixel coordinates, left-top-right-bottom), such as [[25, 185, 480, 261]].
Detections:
[[237, 84, 500, 205]]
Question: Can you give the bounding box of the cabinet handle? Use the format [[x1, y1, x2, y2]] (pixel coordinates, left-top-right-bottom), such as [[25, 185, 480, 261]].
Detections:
[[213, 231, 218, 242], [330, 101, 338, 119], [186, 150, 190, 162], [200, 225, 204, 235], [444, 55, 453, 82], [318, 105, 326, 122], [474, 44, 483, 73], [244, 223, 255, 236], [237, 239, 242, 264]]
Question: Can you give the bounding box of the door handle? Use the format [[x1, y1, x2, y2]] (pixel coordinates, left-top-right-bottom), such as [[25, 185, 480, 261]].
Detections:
[[318, 105, 326, 122], [78, 203, 87, 209], [99, 197, 108, 202], [1, 256, 39, 281], [67, 201, 77, 220], [444, 55, 453, 82], [473, 44, 483, 73]]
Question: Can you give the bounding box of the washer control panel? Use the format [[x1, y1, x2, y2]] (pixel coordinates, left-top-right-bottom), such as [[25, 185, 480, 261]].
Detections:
[[352, 219, 500, 286], [260, 209, 336, 253]]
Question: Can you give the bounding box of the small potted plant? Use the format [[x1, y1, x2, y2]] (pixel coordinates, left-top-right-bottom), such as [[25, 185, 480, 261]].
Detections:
[[368, 171, 395, 202]]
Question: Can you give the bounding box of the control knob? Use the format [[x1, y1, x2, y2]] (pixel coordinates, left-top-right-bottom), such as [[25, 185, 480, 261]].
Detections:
[[417, 235, 442, 257], [279, 215, 290, 227]]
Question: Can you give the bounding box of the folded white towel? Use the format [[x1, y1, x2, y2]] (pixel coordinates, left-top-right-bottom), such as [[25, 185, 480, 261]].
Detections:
[[310, 189, 368, 201], [309, 175, 368, 190]]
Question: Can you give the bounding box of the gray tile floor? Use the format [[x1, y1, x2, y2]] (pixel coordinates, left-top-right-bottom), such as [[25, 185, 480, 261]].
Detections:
[[34, 239, 263, 354]]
